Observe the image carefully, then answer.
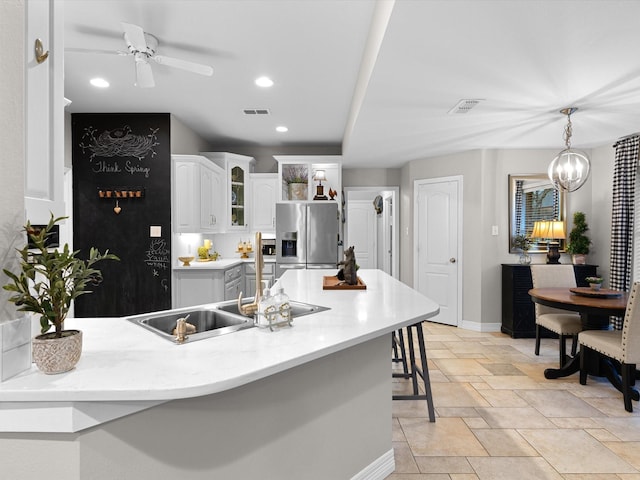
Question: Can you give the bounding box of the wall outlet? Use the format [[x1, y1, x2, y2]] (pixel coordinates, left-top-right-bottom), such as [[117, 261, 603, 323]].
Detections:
[[150, 226, 162, 237], [491, 225, 499, 236]]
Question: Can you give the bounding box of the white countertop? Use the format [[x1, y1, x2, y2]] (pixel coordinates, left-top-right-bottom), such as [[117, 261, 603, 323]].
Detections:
[[0, 269, 438, 431], [173, 256, 275, 270]]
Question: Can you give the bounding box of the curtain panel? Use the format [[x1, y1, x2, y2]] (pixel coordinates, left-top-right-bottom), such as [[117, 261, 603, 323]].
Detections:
[[610, 135, 640, 329]]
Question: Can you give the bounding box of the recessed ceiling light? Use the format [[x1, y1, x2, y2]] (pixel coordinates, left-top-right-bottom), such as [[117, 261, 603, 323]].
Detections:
[[255, 76, 274, 88], [90, 78, 110, 88], [276, 126, 288, 133]]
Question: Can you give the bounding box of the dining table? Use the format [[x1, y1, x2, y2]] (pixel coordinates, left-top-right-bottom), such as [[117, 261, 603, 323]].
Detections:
[[528, 287, 636, 399]]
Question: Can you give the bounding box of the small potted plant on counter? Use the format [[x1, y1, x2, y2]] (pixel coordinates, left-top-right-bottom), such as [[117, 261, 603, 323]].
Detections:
[[512, 234, 532, 265], [2, 215, 119, 374], [566, 211, 591, 265], [585, 276, 604, 291]]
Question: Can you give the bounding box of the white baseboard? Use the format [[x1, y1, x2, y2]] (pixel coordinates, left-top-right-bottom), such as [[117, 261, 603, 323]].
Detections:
[[459, 320, 501, 333], [351, 448, 395, 480]]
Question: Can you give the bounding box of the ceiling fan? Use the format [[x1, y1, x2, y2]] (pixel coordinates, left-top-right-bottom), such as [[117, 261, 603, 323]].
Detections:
[[70, 22, 214, 88]]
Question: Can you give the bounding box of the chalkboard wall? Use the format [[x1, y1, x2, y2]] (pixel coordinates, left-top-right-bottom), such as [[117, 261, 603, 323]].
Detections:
[[72, 113, 172, 317]]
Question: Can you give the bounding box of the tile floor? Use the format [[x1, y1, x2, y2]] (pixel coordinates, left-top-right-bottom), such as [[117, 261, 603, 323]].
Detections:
[[388, 322, 640, 480]]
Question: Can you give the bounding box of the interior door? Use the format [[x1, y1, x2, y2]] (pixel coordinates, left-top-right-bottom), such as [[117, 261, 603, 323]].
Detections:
[[346, 200, 376, 268], [414, 177, 462, 326]]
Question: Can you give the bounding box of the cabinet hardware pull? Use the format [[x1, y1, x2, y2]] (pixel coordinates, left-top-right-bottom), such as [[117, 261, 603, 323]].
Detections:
[[35, 39, 49, 64]]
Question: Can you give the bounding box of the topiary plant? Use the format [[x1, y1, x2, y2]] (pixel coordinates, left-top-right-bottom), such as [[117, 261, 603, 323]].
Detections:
[[566, 211, 591, 255]]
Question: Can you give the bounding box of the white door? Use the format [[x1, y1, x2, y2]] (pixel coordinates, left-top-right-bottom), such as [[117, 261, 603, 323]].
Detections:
[[414, 176, 462, 326], [346, 200, 376, 268]]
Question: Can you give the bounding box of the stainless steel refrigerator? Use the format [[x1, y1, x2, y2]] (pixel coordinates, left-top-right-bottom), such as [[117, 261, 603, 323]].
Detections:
[[276, 202, 340, 278]]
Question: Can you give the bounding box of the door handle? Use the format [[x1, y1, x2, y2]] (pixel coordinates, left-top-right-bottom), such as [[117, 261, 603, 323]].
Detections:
[[450, 258, 456, 263]]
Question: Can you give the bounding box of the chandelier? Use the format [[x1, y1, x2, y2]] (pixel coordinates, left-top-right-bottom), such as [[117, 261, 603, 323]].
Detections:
[[547, 107, 591, 192]]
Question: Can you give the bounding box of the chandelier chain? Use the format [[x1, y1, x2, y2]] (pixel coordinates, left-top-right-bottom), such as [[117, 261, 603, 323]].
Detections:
[[563, 113, 573, 149]]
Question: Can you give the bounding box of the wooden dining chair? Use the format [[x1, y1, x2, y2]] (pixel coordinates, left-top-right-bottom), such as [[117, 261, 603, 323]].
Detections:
[[579, 282, 640, 412], [530, 265, 582, 366]]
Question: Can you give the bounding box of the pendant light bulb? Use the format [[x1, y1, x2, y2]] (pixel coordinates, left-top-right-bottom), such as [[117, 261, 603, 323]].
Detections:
[[548, 107, 591, 192]]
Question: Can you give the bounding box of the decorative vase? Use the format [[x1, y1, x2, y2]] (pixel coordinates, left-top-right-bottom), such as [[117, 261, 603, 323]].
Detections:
[[288, 182, 307, 201], [32, 330, 82, 374], [519, 253, 531, 265], [589, 283, 602, 291], [572, 254, 587, 265]]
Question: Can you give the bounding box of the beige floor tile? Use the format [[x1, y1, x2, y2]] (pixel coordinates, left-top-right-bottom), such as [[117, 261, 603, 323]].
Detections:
[[393, 417, 406, 442], [446, 375, 486, 383], [470, 382, 491, 390], [463, 417, 490, 429], [472, 428, 539, 456], [478, 363, 526, 376], [482, 375, 543, 390], [393, 399, 434, 418], [400, 417, 488, 457], [467, 457, 563, 480], [385, 474, 450, 479], [562, 475, 623, 479], [587, 428, 625, 442], [436, 407, 482, 418], [617, 474, 640, 479], [475, 407, 556, 428], [583, 397, 640, 417], [603, 442, 640, 470], [393, 441, 420, 473], [414, 456, 474, 474], [431, 382, 491, 408], [477, 389, 529, 407], [432, 358, 493, 376], [516, 389, 605, 418], [550, 417, 603, 429], [593, 418, 640, 441], [449, 474, 479, 480], [518, 429, 636, 474]]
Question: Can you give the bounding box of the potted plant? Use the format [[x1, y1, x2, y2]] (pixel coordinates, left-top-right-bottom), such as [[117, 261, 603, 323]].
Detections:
[[566, 211, 591, 265], [283, 165, 308, 200], [2, 215, 118, 374], [512, 234, 532, 265], [585, 276, 604, 291]]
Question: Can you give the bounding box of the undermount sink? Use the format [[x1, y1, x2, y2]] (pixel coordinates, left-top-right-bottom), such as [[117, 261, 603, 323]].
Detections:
[[216, 299, 330, 318], [127, 307, 254, 343]]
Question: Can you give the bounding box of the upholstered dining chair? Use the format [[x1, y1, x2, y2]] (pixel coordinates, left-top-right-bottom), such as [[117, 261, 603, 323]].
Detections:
[[530, 265, 582, 366], [579, 282, 640, 412]]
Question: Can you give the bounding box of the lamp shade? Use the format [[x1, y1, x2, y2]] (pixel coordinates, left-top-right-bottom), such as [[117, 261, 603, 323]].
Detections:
[[531, 220, 566, 240], [313, 170, 326, 182]]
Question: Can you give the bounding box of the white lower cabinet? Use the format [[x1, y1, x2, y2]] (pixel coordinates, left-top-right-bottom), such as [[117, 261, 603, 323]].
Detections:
[[173, 265, 244, 308]]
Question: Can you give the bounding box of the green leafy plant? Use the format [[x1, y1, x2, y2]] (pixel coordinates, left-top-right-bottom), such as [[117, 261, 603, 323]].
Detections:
[[585, 276, 603, 284], [566, 211, 591, 255], [2, 214, 119, 337], [512, 234, 531, 252], [283, 165, 308, 184]]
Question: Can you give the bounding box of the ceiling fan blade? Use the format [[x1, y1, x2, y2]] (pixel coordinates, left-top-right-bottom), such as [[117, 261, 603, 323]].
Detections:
[[153, 54, 213, 76], [135, 59, 155, 88], [121, 22, 148, 52], [65, 47, 129, 56]]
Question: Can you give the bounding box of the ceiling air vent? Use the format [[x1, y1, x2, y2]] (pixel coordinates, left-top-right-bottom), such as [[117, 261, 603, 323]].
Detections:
[[448, 99, 483, 114], [243, 109, 270, 115]]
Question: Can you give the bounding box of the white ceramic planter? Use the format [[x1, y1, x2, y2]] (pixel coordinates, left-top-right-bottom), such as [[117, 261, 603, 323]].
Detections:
[[32, 329, 82, 374], [0, 316, 32, 381]]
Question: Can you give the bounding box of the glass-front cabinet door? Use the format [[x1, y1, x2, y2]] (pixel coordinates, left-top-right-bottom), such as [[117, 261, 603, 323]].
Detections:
[[230, 165, 245, 228]]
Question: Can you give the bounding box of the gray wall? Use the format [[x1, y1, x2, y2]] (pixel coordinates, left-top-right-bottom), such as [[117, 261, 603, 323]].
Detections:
[[343, 168, 401, 187], [398, 147, 610, 328], [0, 1, 25, 322], [170, 115, 210, 154]]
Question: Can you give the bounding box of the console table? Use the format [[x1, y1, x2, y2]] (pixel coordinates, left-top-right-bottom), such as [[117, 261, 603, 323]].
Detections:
[[501, 264, 597, 338]]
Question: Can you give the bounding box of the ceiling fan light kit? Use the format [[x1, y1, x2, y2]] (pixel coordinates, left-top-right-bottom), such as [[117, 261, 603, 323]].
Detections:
[[548, 107, 591, 192]]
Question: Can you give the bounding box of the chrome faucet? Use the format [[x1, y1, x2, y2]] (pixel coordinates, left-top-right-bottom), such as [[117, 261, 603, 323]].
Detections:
[[238, 231, 263, 316]]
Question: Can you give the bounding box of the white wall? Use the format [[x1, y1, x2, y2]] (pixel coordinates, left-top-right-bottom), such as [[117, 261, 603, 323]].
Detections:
[[0, 1, 25, 322]]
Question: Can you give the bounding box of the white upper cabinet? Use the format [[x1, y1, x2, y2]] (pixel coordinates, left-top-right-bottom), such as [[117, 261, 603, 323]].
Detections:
[[172, 155, 224, 233], [25, 0, 65, 223], [275, 156, 342, 204], [201, 152, 255, 232], [250, 173, 278, 232]]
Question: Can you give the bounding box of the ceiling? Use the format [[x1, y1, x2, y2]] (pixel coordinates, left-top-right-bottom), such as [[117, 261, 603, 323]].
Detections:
[[64, 0, 640, 169]]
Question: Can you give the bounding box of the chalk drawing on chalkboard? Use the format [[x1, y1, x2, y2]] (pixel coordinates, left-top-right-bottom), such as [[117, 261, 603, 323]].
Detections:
[[80, 125, 159, 161], [144, 238, 170, 271]]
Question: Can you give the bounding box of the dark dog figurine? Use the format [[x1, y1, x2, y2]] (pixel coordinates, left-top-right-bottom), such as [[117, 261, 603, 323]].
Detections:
[[336, 246, 358, 285]]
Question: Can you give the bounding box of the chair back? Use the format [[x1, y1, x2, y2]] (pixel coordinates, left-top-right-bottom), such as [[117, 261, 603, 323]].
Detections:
[[622, 282, 640, 364], [530, 265, 577, 317]]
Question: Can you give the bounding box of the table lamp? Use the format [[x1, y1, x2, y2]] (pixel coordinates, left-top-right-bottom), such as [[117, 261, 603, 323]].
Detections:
[[313, 170, 328, 200], [532, 220, 566, 264]]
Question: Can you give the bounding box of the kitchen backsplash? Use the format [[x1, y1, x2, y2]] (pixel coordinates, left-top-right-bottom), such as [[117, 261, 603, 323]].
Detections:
[[173, 232, 275, 262]]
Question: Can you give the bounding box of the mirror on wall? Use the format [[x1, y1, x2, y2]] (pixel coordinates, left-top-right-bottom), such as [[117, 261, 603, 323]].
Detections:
[[509, 174, 566, 253]]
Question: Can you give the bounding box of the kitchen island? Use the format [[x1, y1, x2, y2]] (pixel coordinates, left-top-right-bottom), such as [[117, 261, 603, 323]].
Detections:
[[0, 269, 439, 480]]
